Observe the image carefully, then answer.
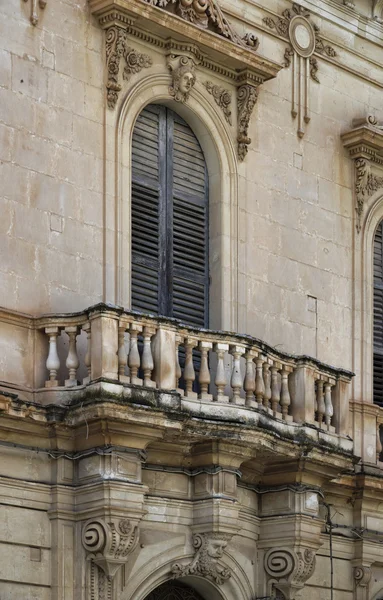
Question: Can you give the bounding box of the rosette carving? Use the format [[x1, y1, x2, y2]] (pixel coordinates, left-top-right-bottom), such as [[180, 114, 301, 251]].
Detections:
[[204, 82, 232, 124], [237, 84, 259, 161], [264, 547, 316, 600], [171, 533, 232, 585], [82, 518, 139, 578]]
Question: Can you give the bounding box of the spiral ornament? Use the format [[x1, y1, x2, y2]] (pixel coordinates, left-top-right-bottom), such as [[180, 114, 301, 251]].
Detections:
[[264, 548, 296, 579], [82, 520, 107, 554]]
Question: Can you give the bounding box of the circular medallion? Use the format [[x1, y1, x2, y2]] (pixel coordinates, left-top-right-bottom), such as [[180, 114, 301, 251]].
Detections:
[[289, 15, 315, 58]]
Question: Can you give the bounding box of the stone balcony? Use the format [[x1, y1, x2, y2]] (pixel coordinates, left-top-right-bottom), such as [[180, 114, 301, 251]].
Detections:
[[0, 303, 359, 457]]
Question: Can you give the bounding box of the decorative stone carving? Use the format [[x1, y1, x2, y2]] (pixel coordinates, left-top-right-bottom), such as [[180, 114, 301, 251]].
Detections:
[[142, 0, 259, 51], [82, 518, 139, 578], [171, 533, 232, 585], [373, 0, 383, 23], [105, 26, 152, 109], [204, 82, 232, 125], [354, 566, 372, 587], [167, 55, 197, 103], [264, 547, 316, 600], [23, 0, 47, 26], [237, 84, 259, 161], [263, 3, 337, 137]]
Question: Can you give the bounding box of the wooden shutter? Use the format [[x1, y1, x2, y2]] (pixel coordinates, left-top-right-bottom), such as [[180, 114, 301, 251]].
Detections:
[[131, 105, 209, 328], [172, 112, 209, 328], [373, 220, 383, 405], [131, 105, 164, 315]]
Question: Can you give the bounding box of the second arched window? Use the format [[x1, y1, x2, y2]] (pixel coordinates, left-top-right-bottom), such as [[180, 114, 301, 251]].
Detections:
[[131, 104, 209, 328]]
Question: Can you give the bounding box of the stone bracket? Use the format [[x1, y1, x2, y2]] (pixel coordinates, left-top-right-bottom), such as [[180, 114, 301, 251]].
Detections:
[[264, 546, 317, 600]]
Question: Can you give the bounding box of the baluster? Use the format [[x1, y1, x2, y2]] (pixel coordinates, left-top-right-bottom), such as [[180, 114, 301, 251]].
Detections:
[[270, 362, 280, 416], [316, 378, 325, 426], [175, 335, 183, 392], [142, 326, 156, 388], [244, 350, 256, 407], [65, 326, 79, 387], [230, 345, 245, 405], [199, 341, 212, 400], [280, 365, 291, 420], [118, 325, 128, 383], [184, 338, 197, 397], [263, 361, 271, 410], [129, 323, 142, 385], [214, 343, 229, 403], [83, 321, 91, 385], [255, 356, 265, 406], [324, 381, 333, 428], [45, 326, 61, 387]]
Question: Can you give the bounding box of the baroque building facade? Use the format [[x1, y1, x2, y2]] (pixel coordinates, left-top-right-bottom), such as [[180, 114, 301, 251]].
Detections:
[[2, 0, 383, 599]]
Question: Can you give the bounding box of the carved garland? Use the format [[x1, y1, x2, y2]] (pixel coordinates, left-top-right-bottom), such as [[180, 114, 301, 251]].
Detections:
[[23, 0, 47, 26], [171, 533, 232, 585], [263, 3, 337, 138]]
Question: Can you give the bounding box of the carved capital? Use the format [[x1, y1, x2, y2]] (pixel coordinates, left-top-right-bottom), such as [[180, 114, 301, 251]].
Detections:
[[82, 518, 139, 578], [171, 533, 232, 585], [264, 547, 316, 600], [167, 54, 197, 103], [237, 84, 259, 161]]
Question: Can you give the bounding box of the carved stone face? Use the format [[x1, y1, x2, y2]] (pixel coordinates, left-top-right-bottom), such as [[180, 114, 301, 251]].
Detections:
[[179, 71, 195, 95], [206, 539, 227, 559]]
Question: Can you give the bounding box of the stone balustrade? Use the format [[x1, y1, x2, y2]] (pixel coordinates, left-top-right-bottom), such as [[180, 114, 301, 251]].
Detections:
[[29, 304, 353, 435]]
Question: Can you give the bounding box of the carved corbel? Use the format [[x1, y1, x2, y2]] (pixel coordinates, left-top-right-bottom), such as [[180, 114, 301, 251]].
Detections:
[[237, 83, 259, 161], [82, 518, 139, 599], [354, 565, 372, 600], [104, 22, 152, 109], [171, 533, 232, 585], [264, 547, 316, 600], [373, 0, 383, 23], [342, 116, 383, 232]]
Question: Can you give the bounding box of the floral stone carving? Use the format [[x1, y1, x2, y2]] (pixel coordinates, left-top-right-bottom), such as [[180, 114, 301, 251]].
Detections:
[[204, 81, 232, 125], [264, 547, 316, 600], [167, 55, 197, 103], [263, 3, 337, 138], [105, 26, 152, 109], [171, 533, 232, 585], [141, 0, 259, 51], [237, 84, 259, 161]]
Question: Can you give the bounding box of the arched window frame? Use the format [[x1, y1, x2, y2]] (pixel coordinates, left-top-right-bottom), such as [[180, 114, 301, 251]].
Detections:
[[105, 73, 240, 332]]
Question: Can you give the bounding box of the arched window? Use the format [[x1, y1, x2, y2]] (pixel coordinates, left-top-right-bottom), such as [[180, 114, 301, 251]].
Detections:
[[373, 219, 383, 405], [131, 104, 209, 328], [144, 581, 205, 600]]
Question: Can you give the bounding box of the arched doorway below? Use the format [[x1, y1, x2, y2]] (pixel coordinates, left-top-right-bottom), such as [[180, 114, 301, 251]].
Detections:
[[144, 581, 205, 600]]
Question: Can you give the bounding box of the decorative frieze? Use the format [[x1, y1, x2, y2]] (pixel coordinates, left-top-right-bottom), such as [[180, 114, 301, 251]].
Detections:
[[263, 3, 337, 138], [23, 0, 47, 26], [171, 533, 232, 585], [204, 81, 232, 125], [264, 547, 316, 600]]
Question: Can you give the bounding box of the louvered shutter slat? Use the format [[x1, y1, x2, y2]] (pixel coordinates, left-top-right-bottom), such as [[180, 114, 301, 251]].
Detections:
[[131, 106, 162, 315]]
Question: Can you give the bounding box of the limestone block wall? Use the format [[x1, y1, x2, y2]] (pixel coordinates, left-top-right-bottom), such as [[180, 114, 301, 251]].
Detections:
[[0, 0, 104, 314], [2, 0, 383, 371]]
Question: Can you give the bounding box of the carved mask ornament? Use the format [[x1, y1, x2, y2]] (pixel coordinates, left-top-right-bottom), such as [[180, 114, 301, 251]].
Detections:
[[167, 55, 197, 103], [171, 533, 232, 585]]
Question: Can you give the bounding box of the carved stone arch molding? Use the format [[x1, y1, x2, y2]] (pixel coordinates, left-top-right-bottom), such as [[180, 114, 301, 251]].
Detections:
[[89, 0, 281, 161]]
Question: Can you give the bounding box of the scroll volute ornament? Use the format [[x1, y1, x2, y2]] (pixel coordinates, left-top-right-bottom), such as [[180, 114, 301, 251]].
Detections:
[[171, 533, 232, 585], [264, 547, 316, 600], [82, 518, 139, 578]]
